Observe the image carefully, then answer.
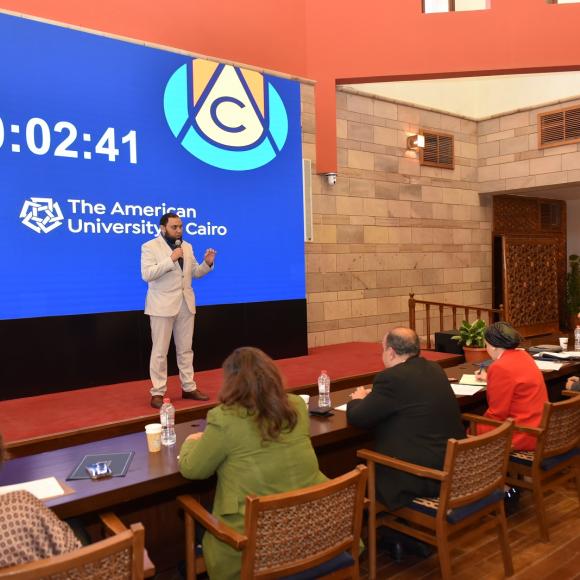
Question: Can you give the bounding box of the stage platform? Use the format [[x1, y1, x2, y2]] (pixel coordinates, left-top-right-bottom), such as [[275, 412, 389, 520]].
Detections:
[[2, 342, 461, 457]]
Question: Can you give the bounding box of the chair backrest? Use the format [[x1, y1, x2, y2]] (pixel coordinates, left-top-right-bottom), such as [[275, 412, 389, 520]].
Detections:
[[0, 523, 145, 580], [538, 396, 580, 458], [240, 465, 367, 579], [438, 420, 513, 513]]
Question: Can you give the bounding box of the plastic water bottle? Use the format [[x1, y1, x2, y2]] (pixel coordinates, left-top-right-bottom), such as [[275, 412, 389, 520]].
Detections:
[[575, 326, 580, 351], [160, 397, 176, 446], [317, 370, 331, 408]]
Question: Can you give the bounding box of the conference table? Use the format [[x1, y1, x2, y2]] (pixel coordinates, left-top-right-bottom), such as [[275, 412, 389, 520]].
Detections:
[[0, 386, 484, 570], [0, 389, 373, 570], [0, 382, 500, 517], [0, 358, 576, 571], [0, 392, 368, 518]]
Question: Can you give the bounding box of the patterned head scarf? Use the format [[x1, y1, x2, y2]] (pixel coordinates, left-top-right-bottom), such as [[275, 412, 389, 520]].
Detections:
[[484, 322, 521, 349]]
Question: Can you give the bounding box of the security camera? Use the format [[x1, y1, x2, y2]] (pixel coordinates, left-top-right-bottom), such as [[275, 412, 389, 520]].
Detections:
[[325, 172, 337, 186]]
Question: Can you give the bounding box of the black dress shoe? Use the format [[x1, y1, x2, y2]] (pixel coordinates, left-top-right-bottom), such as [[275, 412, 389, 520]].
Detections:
[[388, 541, 405, 563], [377, 530, 405, 563], [378, 527, 434, 561], [504, 486, 520, 499], [150, 395, 164, 409], [504, 487, 520, 515], [402, 537, 434, 558], [182, 389, 209, 401]]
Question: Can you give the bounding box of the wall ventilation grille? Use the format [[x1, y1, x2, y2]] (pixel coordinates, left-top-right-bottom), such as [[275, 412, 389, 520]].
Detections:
[[420, 131, 454, 169], [539, 106, 580, 148], [539, 201, 563, 231]]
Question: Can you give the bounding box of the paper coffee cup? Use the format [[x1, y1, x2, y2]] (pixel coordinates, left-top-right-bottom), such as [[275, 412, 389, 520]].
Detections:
[[299, 394, 310, 406], [559, 337, 568, 350], [145, 423, 162, 452]]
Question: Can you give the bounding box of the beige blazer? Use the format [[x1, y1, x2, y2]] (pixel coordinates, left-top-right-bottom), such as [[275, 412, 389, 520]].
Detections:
[[141, 236, 212, 317]]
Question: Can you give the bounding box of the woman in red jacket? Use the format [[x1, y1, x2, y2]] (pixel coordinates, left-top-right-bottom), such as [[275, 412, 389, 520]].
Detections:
[[476, 322, 548, 451]]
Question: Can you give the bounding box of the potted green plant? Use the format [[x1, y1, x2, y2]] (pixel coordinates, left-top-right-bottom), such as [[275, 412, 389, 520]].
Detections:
[[567, 254, 580, 330], [451, 319, 489, 363]]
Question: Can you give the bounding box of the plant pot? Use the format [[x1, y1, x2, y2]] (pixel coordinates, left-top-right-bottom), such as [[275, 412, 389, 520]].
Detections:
[[462, 346, 489, 364]]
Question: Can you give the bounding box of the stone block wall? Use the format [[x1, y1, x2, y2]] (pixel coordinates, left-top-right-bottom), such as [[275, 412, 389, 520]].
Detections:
[[301, 86, 580, 348], [478, 97, 580, 194], [302, 85, 493, 347]]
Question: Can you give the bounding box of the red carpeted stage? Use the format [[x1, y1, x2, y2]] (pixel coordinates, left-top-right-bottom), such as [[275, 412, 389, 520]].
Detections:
[[2, 342, 460, 457]]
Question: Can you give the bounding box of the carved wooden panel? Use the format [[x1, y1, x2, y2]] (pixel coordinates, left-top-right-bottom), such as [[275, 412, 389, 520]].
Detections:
[[494, 195, 567, 332], [493, 196, 540, 235], [503, 236, 559, 336]]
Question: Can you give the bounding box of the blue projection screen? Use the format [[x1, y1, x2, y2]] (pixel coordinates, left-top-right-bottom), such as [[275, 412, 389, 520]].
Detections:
[[0, 13, 305, 320]]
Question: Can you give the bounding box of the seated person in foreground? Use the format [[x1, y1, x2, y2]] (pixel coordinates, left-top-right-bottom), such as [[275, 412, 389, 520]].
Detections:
[[0, 433, 81, 568], [179, 347, 327, 580], [347, 327, 465, 511], [475, 322, 548, 450]]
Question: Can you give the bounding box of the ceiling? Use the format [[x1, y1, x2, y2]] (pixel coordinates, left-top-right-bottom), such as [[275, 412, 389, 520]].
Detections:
[[345, 71, 580, 119], [507, 183, 580, 201]]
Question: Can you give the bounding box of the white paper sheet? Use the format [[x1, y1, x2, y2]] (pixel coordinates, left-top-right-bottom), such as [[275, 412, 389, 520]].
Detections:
[[451, 383, 486, 396], [0, 476, 66, 500], [334, 403, 348, 411], [534, 360, 563, 371], [459, 374, 487, 386]]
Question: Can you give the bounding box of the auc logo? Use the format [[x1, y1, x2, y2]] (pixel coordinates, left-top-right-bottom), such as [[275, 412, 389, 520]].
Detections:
[[163, 59, 288, 171], [20, 197, 64, 233]]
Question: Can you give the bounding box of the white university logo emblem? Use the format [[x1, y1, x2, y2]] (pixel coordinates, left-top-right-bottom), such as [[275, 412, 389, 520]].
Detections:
[[20, 197, 64, 233]]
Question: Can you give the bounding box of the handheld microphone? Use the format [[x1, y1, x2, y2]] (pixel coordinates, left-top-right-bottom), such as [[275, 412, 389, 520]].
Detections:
[[174, 239, 183, 269]]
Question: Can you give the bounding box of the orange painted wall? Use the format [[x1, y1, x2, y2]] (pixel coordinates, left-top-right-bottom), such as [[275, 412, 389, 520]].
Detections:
[[1, 0, 580, 171], [304, 0, 580, 171], [0, 0, 308, 76]]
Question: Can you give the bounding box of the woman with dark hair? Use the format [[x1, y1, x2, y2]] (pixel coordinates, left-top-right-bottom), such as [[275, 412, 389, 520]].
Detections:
[[0, 434, 81, 568], [475, 322, 548, 450], [179, 347, 327, 580]]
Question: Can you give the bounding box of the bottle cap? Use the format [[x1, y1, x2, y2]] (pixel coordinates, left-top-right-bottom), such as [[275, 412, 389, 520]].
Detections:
[[163, 397, 170, 403]]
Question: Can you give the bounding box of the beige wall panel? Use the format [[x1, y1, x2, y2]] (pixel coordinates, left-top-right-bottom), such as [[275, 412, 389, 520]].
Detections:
[[305, 88, 497, 346]]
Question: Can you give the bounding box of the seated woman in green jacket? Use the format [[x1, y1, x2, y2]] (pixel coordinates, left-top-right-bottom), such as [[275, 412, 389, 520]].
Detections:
[[179, 346, 327, 580]]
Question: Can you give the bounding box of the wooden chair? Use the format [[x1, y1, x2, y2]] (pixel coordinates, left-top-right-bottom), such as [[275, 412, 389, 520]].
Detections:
[[99, 513, 156, 578], [358, 419, 514, 580], [504, 396, 580, 542], [177, 465, 368, 580], [0, 512, 150, 579]]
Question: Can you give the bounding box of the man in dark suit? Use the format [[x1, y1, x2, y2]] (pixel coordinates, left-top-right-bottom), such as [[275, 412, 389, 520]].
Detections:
[[347, 327, 465, 510]]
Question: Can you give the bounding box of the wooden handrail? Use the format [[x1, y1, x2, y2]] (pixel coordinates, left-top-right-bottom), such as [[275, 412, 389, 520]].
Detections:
[[408, 293, 504, 349]]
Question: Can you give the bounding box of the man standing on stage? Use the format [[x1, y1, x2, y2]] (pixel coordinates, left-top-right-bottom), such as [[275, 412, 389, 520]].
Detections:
[[142, 212, 216, 408]]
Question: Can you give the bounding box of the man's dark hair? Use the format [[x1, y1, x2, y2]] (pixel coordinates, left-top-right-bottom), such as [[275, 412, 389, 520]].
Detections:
[[386, 328, 420, 357], [160, 212, 180, 226]]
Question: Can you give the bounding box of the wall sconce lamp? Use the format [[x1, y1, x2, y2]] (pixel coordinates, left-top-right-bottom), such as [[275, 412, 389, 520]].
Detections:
[[407, 134, 425, 151]]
